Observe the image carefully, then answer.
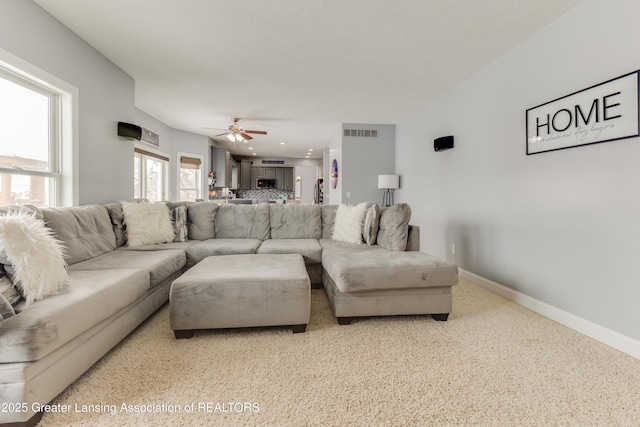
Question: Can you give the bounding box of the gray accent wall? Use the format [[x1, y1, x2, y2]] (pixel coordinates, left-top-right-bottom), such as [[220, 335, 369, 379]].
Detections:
[[341, 123, 395, 205], [395, 0, 640, 341]]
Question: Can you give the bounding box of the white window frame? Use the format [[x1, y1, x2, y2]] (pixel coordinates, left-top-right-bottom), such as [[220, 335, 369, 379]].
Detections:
[[134, 145, 169, 202], [0, 47, 78, 207], [177, 151, 205, 201]]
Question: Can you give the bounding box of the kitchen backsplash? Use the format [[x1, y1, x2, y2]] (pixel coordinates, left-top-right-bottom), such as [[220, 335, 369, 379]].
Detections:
[[237, 189, 295, 200]]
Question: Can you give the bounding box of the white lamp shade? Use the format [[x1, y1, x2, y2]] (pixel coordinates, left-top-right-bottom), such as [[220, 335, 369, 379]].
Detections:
[[378, 174, 399, 189]]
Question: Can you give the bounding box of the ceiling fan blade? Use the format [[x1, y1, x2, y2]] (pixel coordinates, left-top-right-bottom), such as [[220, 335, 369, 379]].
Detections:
[[240, 132, 253, 140], [244, 130, 267, 135], [203, 127, 228, 130], [213, 132, 229, 137]]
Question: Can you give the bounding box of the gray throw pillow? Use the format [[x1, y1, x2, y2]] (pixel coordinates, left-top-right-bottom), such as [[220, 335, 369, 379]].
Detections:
[[0, 273, 21, 320], [377, 203, 412, 251], [172, 205, 189, 242], [362, 203, 381, 246], [104, 202, 127, 247], [187, 202, 218, 240]]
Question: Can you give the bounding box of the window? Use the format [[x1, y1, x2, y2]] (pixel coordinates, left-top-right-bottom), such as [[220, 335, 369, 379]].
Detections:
[[178, 154, 203, 201], [0, 68, 60, 206], [133, 147, 169, 202]]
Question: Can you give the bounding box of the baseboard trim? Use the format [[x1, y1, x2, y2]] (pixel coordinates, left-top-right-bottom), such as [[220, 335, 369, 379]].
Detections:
[[459, 269, 640, 360]]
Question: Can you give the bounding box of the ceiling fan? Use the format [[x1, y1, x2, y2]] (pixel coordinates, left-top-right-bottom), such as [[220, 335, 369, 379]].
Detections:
[[207, 118, 267, 143]]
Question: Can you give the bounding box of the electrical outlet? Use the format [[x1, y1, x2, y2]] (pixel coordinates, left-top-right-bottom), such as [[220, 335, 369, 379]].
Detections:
[[346, 191, 351, 198], [451, 244, 456, 255]]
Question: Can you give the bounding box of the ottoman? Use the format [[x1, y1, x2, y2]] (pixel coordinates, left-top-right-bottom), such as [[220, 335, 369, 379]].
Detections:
[[170, 254, 311, 338]]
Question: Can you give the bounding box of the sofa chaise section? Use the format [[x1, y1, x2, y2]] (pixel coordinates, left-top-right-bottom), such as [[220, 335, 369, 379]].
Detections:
[[319, 204, 458, 324]]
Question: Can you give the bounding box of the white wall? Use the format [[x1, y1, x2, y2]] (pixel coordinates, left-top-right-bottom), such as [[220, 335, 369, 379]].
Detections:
[[395, 0, 640, 341], [0, 0, 135, 205]]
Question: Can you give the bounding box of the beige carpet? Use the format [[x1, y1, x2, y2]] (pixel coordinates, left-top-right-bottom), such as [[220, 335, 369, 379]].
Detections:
[[40, 279, 640, 426]]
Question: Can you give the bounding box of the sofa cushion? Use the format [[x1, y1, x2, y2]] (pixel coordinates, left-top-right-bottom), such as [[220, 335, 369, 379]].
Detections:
[[42, 205, 116, 265], [185, 239, 262, 268], [187, 202, 218, 240], [321, 205, 338, 239], [257, 239, 322, 264], [269, 204, 321, 239], [69, 249, 185, 288], [376, 203, 411, 251], [0, 268, 149, 363], [322, 241, 458, 293], [215, 204, 270, 240]]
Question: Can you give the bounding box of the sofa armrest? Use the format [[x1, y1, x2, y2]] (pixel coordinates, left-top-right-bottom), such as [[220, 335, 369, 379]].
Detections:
[[406, 225, 420, 251]]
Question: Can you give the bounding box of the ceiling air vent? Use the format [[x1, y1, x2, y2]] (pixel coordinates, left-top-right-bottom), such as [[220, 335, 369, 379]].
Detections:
[[262, 160, 285, 165], [344, 129, 378, 138]]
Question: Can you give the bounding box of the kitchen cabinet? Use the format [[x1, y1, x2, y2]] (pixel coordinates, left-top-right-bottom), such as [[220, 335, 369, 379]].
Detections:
[[265, 167, 276, 179], [275, 167, 294, 191], [275, 168, 285, 190], [240, 160, 252, 190], [211, 146, 232, 188], [250, 167, 258, 189], [230, 158, 239, 189], [283, 167, 294, 191]]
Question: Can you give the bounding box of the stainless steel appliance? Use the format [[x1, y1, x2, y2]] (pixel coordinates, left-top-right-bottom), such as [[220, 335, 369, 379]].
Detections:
[[256, 178, 276, 188]]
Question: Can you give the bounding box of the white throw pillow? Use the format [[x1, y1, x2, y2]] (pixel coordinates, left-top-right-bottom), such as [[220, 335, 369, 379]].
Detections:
[[0, 211, 68, 304], [332, 203, 368, 244], [122, 202, 175, 247]]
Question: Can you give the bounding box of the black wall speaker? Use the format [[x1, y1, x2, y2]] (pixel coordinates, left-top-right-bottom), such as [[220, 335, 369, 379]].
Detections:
[[117, 122, 142, 140], [434, 135, 454, 152]]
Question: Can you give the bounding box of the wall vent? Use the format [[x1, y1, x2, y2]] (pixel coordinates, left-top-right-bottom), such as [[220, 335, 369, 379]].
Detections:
[[261, 160, 285, 165], [344, 129, 378, 138], [141, 127, 160, 147]]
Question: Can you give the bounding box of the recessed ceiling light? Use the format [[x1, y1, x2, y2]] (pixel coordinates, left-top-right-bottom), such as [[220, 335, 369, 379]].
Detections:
[[280, 142, 285, 145], [308, 148, 313, 151], [252, 153, 257, 156], [248, 147, 253, 150]]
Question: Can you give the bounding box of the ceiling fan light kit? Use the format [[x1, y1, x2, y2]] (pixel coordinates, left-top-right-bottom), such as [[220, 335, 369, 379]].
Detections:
[[212, 118, 267, 144]]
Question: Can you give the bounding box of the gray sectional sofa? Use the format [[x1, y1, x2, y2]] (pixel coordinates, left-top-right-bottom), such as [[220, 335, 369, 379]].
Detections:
[[0, 201, 457, 426]]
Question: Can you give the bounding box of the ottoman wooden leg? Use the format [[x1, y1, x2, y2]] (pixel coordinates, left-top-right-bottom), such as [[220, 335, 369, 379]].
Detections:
[[432, 313, 449, 321], [174, 329, 195, 339], [292, 324, 307, 334]]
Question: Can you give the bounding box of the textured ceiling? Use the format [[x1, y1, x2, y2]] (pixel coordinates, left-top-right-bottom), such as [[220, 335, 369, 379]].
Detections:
[[35, 0, 581, 159]]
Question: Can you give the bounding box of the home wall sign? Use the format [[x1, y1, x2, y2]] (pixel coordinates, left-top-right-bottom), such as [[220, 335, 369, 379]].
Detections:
[[526, 70, 640, 155]]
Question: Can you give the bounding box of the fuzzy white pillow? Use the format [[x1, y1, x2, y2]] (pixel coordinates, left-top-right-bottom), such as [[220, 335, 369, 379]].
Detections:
[[0, 212, 68, 304], [332, 202, 368, 244], [122, 202, 175, 247]]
